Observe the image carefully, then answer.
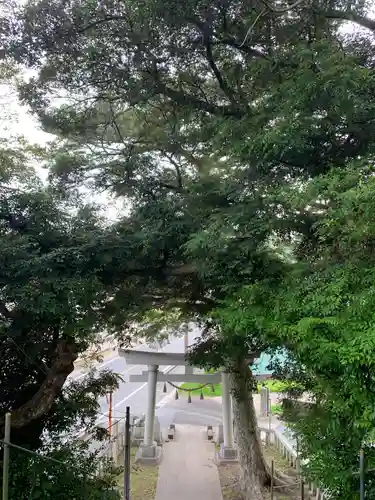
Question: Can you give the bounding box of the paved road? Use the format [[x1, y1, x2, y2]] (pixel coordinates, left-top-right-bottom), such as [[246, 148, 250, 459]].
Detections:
[[156, 396, 223, 430], [69, 331, 199, 429]]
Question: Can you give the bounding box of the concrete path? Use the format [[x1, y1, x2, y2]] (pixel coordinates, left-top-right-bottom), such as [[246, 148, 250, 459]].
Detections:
[[155, 425, 223, 500]]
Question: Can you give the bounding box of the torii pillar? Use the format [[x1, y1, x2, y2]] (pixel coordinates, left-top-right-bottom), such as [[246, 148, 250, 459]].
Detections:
[[184, 331, 193, 375], [119, 349, 237, 463], [144, 365, 158, 447], [218, 372, 237, 462]]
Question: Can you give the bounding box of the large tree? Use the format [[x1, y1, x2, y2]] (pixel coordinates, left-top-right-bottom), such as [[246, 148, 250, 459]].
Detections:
[[0, 137, 125, 498], [0, 61, 184, 497], [214, 162, 375, 498], [5, 0, 375, 498]]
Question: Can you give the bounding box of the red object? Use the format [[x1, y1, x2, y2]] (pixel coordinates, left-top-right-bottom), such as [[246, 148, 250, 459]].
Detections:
[[106, 391, 113, 436]]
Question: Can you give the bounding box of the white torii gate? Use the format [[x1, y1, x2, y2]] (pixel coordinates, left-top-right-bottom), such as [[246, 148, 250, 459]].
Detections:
[[118, 348, 270, 463], [118, 348, 238, 462]]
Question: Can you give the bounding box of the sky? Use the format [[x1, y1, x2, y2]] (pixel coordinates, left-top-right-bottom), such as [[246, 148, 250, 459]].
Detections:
[[0, 78, 125, 220], [0, 80, 51, 145], [1, 7, 374, 220]]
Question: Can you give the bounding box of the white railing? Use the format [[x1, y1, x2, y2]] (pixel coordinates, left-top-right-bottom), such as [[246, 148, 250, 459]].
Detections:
[[91, 414, 148, 476], [259, 426, 327, 500]]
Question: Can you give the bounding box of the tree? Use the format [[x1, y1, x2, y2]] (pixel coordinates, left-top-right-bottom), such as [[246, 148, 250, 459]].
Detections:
[[5, 0, 375, 188], [6, 0, 375, 498], [213, 162, 375, 498], [0, 135, 126, 498], [7, 434, 120, 499], [0, 66, 194, 495]]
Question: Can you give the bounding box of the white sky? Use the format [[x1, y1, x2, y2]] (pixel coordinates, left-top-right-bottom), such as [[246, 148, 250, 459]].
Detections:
[[1, 9, 374, 221], [0, 79, 125, 219]]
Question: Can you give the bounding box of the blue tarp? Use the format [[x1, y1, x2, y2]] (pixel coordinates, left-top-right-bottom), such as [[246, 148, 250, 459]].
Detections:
[[251, 352, 286, 375]]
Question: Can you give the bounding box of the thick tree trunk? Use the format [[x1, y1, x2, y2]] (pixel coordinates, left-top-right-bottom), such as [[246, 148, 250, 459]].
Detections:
[[230, 357, 271, 500], [0, 341, 77, 431]]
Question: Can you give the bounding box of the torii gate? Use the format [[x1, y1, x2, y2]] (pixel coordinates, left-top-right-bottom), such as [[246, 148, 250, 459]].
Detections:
[[118, 348, 270, 463]]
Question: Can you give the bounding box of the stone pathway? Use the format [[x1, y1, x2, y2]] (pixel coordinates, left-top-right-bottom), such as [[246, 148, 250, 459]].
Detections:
[[154, 424, 223, 500]]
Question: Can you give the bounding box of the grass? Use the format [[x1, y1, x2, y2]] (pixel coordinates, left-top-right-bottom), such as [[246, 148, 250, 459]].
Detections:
[[217, 459, 243, 500], [179, 382, 222, 397], [263, 444, 296, 476], [116, 447, 159, 500], [258, 379, 289, 393], [179, 379, 297, 398], [270, 403, 283, 415]]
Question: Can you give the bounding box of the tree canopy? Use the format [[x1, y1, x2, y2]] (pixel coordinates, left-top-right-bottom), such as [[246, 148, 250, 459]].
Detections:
[[3, 0, 375, 498], [215, 163, 375, 498]]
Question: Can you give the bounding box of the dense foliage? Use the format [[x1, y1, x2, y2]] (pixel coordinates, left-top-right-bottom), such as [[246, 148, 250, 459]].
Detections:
[[215, 164, 375, 498], [2, 0, 375, 498], [0, 130, 124, 497]]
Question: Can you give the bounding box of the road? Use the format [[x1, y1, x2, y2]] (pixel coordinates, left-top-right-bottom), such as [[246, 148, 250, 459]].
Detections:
[[70, 331, 198, 430]]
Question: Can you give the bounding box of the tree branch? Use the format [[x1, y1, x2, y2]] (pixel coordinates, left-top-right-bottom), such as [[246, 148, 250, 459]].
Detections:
[[84, 16, 247, 118], [130, 35, 245, 118], [205, 38, 236, 104], [157, 82, 245, 117], [1, 341, 77, 430], [214, 38, 268, 59], [0, 300, 14, 320], [186, 16, 239, 105], [77, 16, 129, 34], [157, 181, 184, 192], [260, 0, 375, 33], [323, 10, 375, 32], [163, 153, 183, 189]]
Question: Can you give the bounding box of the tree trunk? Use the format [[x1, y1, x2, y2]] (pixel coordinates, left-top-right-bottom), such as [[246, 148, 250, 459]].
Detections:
[[0, 341, 77, 431], [230, 357, 271, 500]]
